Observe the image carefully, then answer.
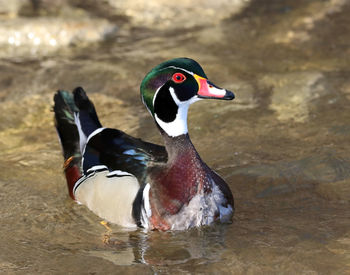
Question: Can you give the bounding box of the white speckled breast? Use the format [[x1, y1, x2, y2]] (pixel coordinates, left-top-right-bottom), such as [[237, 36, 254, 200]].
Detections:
[[166, 180, 233, 230]]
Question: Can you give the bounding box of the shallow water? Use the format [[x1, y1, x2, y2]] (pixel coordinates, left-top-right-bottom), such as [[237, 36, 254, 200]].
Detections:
[[1, 0, 350, 273]]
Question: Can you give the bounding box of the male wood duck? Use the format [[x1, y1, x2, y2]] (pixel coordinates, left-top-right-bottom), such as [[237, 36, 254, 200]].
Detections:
[[54, 58, 234, 231]]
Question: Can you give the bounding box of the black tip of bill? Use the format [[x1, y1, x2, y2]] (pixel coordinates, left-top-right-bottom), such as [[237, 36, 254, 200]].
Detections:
[[224, 90, 235, 100]]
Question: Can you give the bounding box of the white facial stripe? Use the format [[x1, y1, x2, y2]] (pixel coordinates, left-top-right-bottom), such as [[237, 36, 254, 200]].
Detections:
[[145, 65, 197, 114], [169, 86, 200, 105], [158, 65, 194, 75], [152, 86, 162, 107], [149, 66, 194, 112], [154, 87, 200, 137], [169, 87, 181, 105]]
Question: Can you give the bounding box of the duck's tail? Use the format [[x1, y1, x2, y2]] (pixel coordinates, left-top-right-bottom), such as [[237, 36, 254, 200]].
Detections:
[[53, 87, 102, 199]]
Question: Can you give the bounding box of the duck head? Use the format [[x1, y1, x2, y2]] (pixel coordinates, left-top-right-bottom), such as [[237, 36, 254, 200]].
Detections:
[[140, 58, 234, 137]]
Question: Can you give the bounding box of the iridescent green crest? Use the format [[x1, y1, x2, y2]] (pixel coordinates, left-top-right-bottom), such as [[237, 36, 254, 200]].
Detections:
[[140, 58, 207, 115]]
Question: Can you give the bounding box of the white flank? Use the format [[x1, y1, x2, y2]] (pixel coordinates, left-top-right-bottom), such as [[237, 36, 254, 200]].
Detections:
[[140, 183, 152, 229], [74, 170, 139, 228]]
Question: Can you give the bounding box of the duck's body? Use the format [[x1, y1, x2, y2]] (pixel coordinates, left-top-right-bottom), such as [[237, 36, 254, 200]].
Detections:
[[54, 58, 234, 231]]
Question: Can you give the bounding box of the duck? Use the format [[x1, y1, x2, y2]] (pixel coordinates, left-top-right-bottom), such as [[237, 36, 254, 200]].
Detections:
[[54, 57, 234, 231]]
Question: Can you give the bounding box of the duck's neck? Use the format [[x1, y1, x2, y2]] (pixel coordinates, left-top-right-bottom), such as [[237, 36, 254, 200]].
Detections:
[[149, 129, 210, 218], [161, 132, 199, 162]]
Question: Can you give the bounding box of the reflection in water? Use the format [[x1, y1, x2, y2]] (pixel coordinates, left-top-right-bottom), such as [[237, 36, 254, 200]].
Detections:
[[0, 0, 350, 273], [91, 224, 230, 268]]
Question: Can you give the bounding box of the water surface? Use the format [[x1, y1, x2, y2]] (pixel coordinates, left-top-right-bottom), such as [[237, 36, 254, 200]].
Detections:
[[0, 0, 350, 273]]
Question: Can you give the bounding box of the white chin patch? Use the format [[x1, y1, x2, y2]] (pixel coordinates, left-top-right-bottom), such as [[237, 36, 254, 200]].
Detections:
[[155, 87, 200, 137]]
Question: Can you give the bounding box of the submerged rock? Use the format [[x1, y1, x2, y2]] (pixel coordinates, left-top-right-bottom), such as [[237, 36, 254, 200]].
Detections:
[[316, 179, 350, 203], [261, 72, 326, 122], [104, 0, 249, 28], [0, 0, 26, 17], [0, 17, 117, 58]]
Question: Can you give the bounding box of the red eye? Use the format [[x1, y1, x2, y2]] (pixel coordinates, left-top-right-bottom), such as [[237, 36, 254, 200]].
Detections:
[[172, 73, 186, 83]]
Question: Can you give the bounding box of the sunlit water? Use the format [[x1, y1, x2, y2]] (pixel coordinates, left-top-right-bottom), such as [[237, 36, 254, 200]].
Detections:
[[1, 0, 350, 273]]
